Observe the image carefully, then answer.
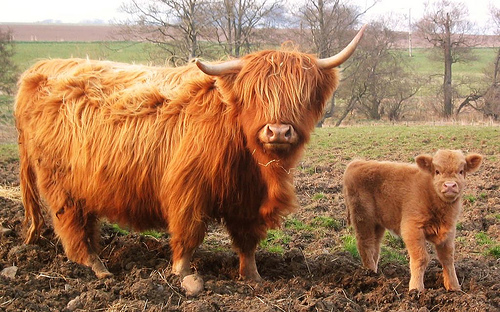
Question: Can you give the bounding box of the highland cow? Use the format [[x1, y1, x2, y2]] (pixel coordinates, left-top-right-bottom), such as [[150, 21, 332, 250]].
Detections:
[[15, 27, 366, 294]]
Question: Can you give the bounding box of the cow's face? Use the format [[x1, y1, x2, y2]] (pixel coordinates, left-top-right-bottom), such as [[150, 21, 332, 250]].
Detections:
[[416, 150, 482, 202], [195, 26, 366, 169], [230, 51, 338, 166]]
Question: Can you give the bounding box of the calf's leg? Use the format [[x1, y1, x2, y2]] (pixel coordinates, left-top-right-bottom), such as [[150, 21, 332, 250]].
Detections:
[[435, 236, 461, 291], [402, 228, 429, 291], [353, 221, 383, 272]]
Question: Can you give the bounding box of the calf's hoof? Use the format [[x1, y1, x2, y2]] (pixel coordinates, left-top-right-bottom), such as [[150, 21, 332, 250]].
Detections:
[[445, 285, 461, 292], [181, 273, 204, 296]]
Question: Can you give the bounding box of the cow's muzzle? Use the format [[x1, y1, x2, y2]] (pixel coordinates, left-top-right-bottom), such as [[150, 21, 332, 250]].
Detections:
[[258, 124, 298, 152]]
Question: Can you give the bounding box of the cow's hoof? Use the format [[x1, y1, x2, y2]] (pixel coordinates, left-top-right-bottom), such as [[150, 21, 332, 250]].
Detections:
[[181, 274, 204, 296], [95, 270, 113, 279]]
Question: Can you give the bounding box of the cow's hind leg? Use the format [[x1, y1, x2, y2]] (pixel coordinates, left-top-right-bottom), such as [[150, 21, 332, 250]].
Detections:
[[225, 219, 266, 281], [52, 201, 111, 278]]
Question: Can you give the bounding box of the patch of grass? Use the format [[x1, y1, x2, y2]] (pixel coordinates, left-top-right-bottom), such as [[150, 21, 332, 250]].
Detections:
[[341, 233, 359, 259], [486, 246, 500, 259], [260, 229, 290, 254], [475, 232, 494, 245], [474, 232, 500, 258], [464, 194, 477, 203], [141, 230, 164, 239], [384, 232, 405, 249], [311, 192, 326, 201], [311, 216, 342, 231], [380, 246, 408, 266], [284, 218, 313, 231], [0, 144, 19, 162], [109, 223, 129, 236]]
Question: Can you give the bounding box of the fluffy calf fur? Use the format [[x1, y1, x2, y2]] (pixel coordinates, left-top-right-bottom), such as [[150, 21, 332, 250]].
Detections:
[[15, 49, 342, 285], [343, 150, 482, 291]]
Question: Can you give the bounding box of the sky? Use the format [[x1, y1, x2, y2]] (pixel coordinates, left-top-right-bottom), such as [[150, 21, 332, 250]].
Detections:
[[0, 0, 496, 33]]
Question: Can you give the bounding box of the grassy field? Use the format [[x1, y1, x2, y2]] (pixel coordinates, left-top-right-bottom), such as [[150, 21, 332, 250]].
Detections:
[[12, 41, 156, 71], [2, 124, 498, 165], [11, 41, 499, 77]]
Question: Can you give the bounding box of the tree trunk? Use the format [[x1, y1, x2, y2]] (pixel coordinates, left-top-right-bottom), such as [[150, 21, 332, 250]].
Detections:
[[443, 13, 453, 118]]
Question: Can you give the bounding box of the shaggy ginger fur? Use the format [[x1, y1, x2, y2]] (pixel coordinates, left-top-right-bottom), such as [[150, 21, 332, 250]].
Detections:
[[15, 49, 340, 283], [343, 150, 482, 292]]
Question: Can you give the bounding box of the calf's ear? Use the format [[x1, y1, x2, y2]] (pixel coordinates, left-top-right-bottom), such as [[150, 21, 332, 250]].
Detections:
[[465, 153, 483, 173], [415, 154, 433, 173]]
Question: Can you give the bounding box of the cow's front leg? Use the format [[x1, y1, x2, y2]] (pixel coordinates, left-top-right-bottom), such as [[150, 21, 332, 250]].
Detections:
[[435, 234, 461, 291], [402, 228, 429, 291], [239, 249, 262, 281], [169, 220, 206, 296], [225, 219, 267, 281]]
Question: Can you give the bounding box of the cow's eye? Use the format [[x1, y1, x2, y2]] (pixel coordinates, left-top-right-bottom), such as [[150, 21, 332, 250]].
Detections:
[[459, 170, 464, 175], [435, 170, 440, 175]]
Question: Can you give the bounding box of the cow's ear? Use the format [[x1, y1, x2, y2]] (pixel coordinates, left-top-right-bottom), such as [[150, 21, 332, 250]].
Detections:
[[465, 153, 483, 173], [415, 154, 433, 173]]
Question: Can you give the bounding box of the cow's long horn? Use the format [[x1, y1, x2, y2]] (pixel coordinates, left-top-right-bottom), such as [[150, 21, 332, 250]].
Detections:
[[316, 24, 367, 69], [195, 59, 243, 76]]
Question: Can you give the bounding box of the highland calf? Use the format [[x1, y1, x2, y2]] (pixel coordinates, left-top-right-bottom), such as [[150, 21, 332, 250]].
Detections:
[[15, 27, 366, 295], [343, 150, 482, 291]]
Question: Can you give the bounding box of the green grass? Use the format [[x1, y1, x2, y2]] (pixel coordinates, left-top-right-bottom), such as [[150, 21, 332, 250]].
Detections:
[[341, 233, 359, 259], [475, 232, 500, 259], [311, 216, 342, 231], [260, 229, 291, 254], [0, 144, 18, 163], [405, 48, 497, 77], [303, 125, 500, 170], [12, 41, 159, 71]]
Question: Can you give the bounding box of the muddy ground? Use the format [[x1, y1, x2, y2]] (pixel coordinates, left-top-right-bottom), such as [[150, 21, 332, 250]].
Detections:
[[0, 148, 499, 312]]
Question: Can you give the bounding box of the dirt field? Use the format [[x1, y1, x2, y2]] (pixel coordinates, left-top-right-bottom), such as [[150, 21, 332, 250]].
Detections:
[[0, 143, 499, 311]]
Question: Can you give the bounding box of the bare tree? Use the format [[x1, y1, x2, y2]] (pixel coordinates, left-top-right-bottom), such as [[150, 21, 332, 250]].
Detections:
[[295, 0, 374, 126], [209, 0, 284, 57], [415, 0, 477, 118], [482, 5, 500, 119], [0, 28, 17, 96], [335, 21, 422, 124], [119, 0, 209, 64]]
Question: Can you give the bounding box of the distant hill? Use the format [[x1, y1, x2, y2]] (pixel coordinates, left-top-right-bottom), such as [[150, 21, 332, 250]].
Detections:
[[1, 23, 498, 48], [0, 23, 123, 42]]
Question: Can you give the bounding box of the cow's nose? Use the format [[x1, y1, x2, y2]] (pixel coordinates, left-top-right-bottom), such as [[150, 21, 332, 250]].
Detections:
[[263, 124, 295, 143]]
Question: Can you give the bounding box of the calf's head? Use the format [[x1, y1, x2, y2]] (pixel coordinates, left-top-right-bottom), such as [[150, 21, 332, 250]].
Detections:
[[416, 150, 483, 202], [196, 26, 366, 167]]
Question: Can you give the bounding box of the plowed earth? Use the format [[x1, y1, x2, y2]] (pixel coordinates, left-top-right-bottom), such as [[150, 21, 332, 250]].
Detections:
[[1, 147, 499, 312]]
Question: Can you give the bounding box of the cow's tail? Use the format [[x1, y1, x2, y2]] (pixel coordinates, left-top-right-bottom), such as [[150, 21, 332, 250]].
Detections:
[[18, 141, 45, 244]]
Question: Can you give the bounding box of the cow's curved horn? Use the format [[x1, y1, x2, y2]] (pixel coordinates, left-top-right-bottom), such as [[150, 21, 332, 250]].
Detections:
[[195, 59, 243, 76], [316, 24, 367, 69]]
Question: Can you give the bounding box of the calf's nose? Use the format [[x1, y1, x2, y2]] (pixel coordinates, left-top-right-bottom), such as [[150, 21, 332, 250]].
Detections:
[[444, 181, 458, 191]]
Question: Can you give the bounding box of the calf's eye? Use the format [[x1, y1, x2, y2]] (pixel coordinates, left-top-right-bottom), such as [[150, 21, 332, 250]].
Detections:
[[435, 170, 440, 175], [459, 170, 464, 175]]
